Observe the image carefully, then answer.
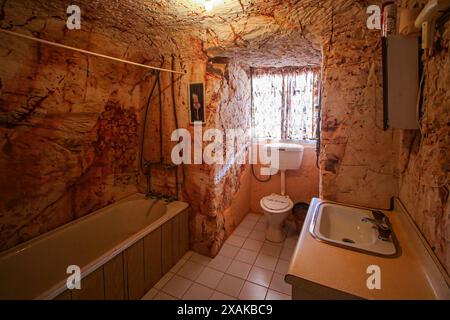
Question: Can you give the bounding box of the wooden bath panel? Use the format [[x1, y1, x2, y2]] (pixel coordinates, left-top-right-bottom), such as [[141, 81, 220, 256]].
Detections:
[[54, 207, 190, 300]]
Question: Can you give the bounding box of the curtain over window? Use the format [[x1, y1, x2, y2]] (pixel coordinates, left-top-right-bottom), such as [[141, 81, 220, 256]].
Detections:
[[252, 68, 319, 141]]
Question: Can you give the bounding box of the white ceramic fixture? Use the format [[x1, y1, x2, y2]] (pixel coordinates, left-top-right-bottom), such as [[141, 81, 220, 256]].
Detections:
[[260, 143, 304, 242], [309, 202, 397, 256]]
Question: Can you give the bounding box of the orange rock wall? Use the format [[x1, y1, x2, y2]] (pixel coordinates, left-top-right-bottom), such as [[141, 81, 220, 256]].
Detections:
[[397, 16, 450, 274], [319, 2, 399, 209], [1, 0, 448, 274], [320, 0, 449, 274], [140, 54, 252, 256], [0, 1, 164, 250]]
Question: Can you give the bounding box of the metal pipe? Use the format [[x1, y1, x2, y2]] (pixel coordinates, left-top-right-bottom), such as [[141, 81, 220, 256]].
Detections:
[[140, 69, 162, 174], [157, 74, 164, 164], [0, 29, 185, 74], [250, 67, 271, 183]]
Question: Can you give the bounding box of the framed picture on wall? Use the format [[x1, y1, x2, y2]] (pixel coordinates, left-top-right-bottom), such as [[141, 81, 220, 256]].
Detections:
[[188, 83, 205, 124]]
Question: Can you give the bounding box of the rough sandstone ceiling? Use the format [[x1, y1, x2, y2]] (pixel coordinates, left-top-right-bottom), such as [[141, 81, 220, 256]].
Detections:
[[1, 0, 368, 67]]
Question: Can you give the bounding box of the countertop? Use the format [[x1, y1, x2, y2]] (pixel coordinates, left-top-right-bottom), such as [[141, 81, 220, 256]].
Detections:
[[285, 198, 450, 300]]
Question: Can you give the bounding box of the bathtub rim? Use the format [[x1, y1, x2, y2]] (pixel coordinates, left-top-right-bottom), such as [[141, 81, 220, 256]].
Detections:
[[0, 193, 189, 300]]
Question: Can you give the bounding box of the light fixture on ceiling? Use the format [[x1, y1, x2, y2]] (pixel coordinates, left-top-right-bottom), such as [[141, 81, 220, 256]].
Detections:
[[204, 0, 213, 12], [193, 0, 222, 12]]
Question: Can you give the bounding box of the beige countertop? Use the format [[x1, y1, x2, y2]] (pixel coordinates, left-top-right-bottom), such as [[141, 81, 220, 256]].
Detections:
[[286, 198, 450, 300]]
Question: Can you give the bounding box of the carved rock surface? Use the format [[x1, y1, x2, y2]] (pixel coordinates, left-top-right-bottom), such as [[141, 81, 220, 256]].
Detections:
[[398, 20, 450, 274], [0, 0, 448, 275]]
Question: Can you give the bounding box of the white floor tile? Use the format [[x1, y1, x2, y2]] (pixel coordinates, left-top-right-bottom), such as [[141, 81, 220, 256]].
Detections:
[[182, 283, 214, 300], [239, 220, 257, 230], [219, 243, 240, 259], [226, 234, 246, 247], [235, 248, 258, 265], [283, 237, 298, 249], [208, 254, 233, 272], [253, 222, 267, 232], [239, 281, 268, 300], [216, 274, 245, 297], [190, 252, 212, 266], [265, 239, 284, 247], [161, 275, 193, 299], [142, 288, 158, 300], [154, 272, 175, 290], [269, 273, 292, 295], [226, 260, 252, 279], [247, 266, 273, 288], [260, 243, 282, 258], [254, 253, 278, 271], [249, 229, 266, 241], [210, 291, 237, 300], [233, 226, 252, 238], [196, 267, 224, 289], [182, 251, 195, 260], [244, 213, 262, 223], [242, 239, 264, 252], [147, 211, 297, 302], [280, 246, 294, 261], [177, 261, 205, 281], [275, 259, 290, 275], [170, 258, 187, 273], [266, 289, 291, 300]]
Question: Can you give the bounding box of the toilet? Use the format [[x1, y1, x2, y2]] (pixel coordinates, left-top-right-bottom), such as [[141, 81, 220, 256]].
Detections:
[[260, 143, 304, 242]]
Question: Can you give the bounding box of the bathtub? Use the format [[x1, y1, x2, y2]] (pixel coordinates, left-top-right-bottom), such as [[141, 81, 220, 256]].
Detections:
[[0, 193, 190, 300]]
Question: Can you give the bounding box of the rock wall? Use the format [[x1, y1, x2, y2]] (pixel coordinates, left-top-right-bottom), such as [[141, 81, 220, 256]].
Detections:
[[319, 1, 399, 209], [0, 1, 166, 251], [0, 0, 252, 257], [320, 0, 449, 274], [2, 0, 448, 272], [140, 52, 252, 256], [397, 18, 450, 274], [199, 61, 251, 255]]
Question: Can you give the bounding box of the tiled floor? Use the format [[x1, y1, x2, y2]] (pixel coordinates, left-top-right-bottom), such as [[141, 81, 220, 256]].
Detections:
[[142, 213, 299, 300]]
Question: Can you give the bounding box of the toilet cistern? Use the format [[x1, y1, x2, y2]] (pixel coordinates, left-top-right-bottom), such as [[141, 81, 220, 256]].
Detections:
[[266, 143, 304, 195]]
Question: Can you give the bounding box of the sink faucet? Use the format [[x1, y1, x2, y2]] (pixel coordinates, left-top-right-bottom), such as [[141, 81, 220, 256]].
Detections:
[[362, 211, 392, 241]]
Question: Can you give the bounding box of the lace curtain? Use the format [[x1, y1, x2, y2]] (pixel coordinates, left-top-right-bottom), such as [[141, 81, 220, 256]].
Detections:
[[252, 68, 318, 141]]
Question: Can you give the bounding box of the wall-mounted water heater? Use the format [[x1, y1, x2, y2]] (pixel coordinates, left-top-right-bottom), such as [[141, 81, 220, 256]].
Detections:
[[415, 0, 450, 50]]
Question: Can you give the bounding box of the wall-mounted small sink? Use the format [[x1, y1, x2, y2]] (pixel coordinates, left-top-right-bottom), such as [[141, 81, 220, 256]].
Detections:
[[309, 202, 397, 257]]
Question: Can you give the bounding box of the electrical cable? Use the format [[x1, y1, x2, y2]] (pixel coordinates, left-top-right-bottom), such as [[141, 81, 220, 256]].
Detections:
[[140, 68, 162, 174], [251, 163, 272, 183]]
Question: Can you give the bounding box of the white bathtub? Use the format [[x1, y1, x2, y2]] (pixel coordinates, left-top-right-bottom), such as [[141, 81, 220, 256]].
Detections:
[[0, 193, 189, 300]]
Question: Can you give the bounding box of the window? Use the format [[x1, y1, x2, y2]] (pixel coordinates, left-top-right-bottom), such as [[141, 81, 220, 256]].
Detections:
[[251, 68, 319, 141]]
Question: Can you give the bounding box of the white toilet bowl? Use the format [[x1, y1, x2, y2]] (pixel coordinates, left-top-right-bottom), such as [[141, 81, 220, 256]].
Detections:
[[260, 193, 294, 242]]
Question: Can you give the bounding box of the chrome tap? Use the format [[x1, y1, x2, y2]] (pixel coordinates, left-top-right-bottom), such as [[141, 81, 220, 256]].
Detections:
[[361, 217, 390, 230], [362, 211, 392, 241]]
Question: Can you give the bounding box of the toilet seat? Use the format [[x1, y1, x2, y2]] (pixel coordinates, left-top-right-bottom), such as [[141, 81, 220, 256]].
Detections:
[[261, 194, 294, 213]]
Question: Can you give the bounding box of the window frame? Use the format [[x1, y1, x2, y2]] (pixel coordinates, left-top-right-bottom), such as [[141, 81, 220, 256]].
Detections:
[[250, 67, 320, 144]]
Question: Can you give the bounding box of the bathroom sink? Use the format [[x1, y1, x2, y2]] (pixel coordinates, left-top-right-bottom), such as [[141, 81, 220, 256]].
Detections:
[[309, 202, 397, 257]]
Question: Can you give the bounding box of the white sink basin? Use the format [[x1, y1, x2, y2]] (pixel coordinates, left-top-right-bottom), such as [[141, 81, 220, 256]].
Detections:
[[309, 202, 397, 256]]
